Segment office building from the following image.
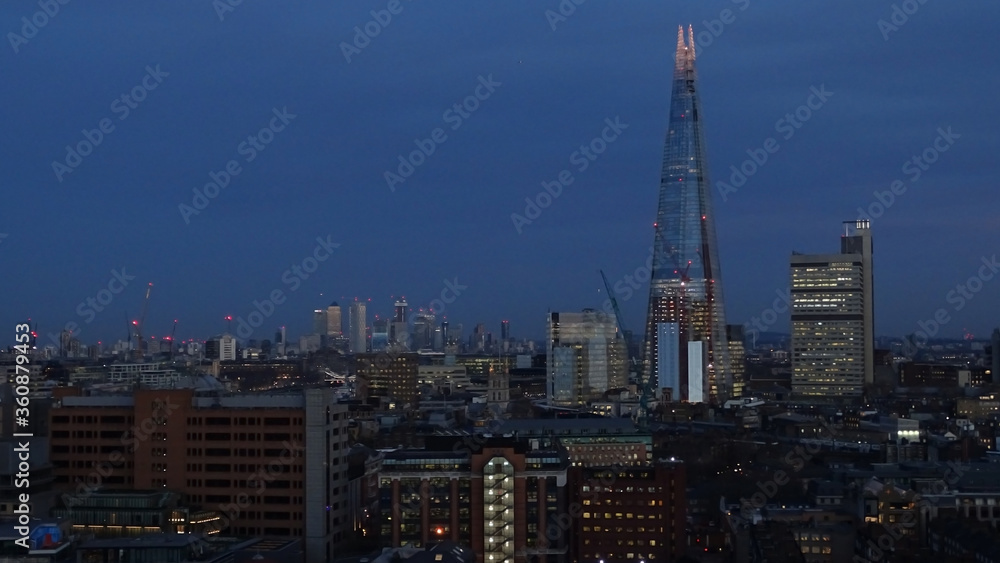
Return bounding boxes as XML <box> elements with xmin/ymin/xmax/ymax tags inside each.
<box><xmin>356</xmin><ymin>352</ymin><xmax>419</xmax><ymax>409</ymax></box>
<box><xmin>643</xmin><ymin>26</ymin><xmax>732</xmax><ymax>404</ymax></box>
<box><xmin>727</xmin><ymin>324</ymin><xmax>747</xmax><ymax>398</ymax></box>
<box><xmin>312</xmin><ymin>309</ymin><xmax>326</xmax><ymax>336</ymax></box>
<box><xmin>48</xmin><ymin>385</ymin><xmax>350</xmax><ymax>563</ymax></box>
<box><xmin>349</xmin><ymin>301</ymin><xmax>367</xmax><ymax>353</ymax></box>
<box><xmin>326</xmin><ymin>302</ymin><xmax>342</xmax><ymax>338</ymax></box>
<box><xmin>205</xmin><ymin>334</ymin><xmax>237</xmax><ymax>361</ymax></box>
<box><xmin>790</xmin><ymin>220</ymin><xmax>874</xmax><ymax>397</ymax></box>
<box><xmin>371</xmin><ymin>319</ymin><xmax>389</xmax><ymax>352</ymax></box>
<box><xmin>547</xmin><ymin>310</ymin><xmax>627</xmax><ymax>407</ymax></box>
<box><xmin>569</xmin><ymin>459</ymin><xmax>686</xmax><ymax>563</ymax></box>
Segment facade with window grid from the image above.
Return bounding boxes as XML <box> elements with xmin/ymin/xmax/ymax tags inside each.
<box><xmin>379</xmin><ymin>436</ymin><xmax>570</xmax><ymax>563</ymax></box>
<box><xmin>570</xmin><ymin>460</ymin><xmax>686</xmax><ymax>562</ymax></box>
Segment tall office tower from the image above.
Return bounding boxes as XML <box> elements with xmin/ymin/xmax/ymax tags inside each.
<box><xmin>312</xmin><ymin>309</ymin><xmax>326</xmax><ymax>335</ymax></box>
<box><xmin>391</xmin><ymin>300</ymin><xmax>408</xmax><ymax>346</ymax></box>
<box><xmin>473</xmin><ymin>323</ymin><xmax>487</xmax><ymax>352</ymax></box>
<box><xmin>501</xmin><ymin>320</ymin><xmax>510</xmax><ymax>341</ymax></box>
<box><xmin>276</xmin><ymin>326</ymin><xmax>286</xmax><ymax>355</ymax></box>
<box><xmin>727</xmin><ymin>324</ymin><xmax>747</xmax><ymax>398</ymax></box>
<box><xmin>326</xmin><ymin>302</ymin><xmax>342</xmax><ymax>337</ymax></box>
<box><xmin>349</xmin><ymin>301</ymin><xmax>367</xmax><ymax>353</ymax></box>
<box><xmin>790</xmin><ymin>220</ymin><xmax>874</xmax><ymax>398</ymax></box>
<box><xmin>393</xmin><ymin>300</ymin><xmax>408</xmax><ymax>323</ymax></box>
<box><xmin>371</xmin><ymin>318</ymin><xmax>389</xmax><ymax>352</ymax></box>
<box><xmin>412</xmin><ymin>313</ymin><xmax>435</xmax><ymax>350</ymax></box>
<box><xmin>547</xmin><ymin>310</ymin><xmax>628</xmax><ymax>407</ymax></box>
<box><xmin>643</xmin><ymin>26</ymin><xmax>732</xmax><ymax>404</ymax></box>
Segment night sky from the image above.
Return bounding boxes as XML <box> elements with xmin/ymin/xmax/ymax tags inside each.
<box><xmin>2</xmin><ymin>1</ymin><xmax>998</xmax><ymax>346</ymax></box>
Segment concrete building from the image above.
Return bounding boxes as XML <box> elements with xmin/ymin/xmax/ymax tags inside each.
<box><xmin>48</xmin><ymin>384</ymin><xmax>350</xmax><ymax>562</ymax></box>
<box><xmin>205</xmin><ymin>334</ymin><xmax>237</xmax><ymax>362</ymax></box>
<box><xmin>547</xmin><ymin>310</ymin><xmax>627</xmax><ymax>407</ymax></box>
<box><xmin>790</xmin><ymin>220</ymin><xmax>874</xmax><ymax>398</ymax></box>
<box><xmin>350</xmin><ymin>301</ymin><xmax>368</xmax><ymax>353</ymax></box>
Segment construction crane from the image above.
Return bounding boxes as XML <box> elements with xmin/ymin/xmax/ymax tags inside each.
<box><xmin>132</xmin><ymin>283</ymin><xmax>153</xmax><ymax>361</ymax></box>
<box><xmin>600</xmin><ymin>270</ymin><xmax>653</xmax><ymax>427</ymax></box>
<box><xmin>168</xmin><ymin>319</ymin><xmax>178</xmax><ymax>361</ymax></box>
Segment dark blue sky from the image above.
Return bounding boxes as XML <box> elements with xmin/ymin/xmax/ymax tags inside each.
<box><xmin>2</xmin><ymin>1</ymin><xmax>998</xmax><ymax>346</ymax></box>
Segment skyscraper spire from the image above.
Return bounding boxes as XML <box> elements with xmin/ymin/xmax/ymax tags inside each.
<box><xmin>643</xmin><ymin>23</ymin><xmax>731</xmax><ymax>405</ymax></box>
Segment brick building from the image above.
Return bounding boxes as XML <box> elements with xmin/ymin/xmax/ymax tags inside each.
<box><xmin>49</xmin><ymin>384</ymin><xmax>348</xmax><ymax>562</ymax></box>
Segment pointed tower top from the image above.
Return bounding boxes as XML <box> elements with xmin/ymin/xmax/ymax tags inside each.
<box><xmin>688</xmin><ymin>25</ymin><xmax>696</xmax><ymax>60</ymax></box>
<box><xmin>677</xmin><ymin>25</ymin><xmax>685</xmax><ymax>53</ymax></box>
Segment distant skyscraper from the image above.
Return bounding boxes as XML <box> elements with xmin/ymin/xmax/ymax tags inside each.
<box><xmin>547</xmin><ymin>310</ymin><xmax>627</xmax><ymax>407</ymax></box>
<box><xmin>726</xmin><ymin>324</ymin><xmax>747</xmax><ymax>398</ymax></box>
<box><xmin>643</xmin><ymin>26</ymin><xmax>732</xmax><ymax>404</ymax></box>
<box><xmin>312</xmin><ymin>309</ymin><xmax>326</xmax><ymax>335</ymax></box>
<box><xmin>412</xmin><ymin>313</ymin><xmax>435</xmax><ymax>350</ymax></box>
<box><xmin>275</xmin><ymin>327</ymin><xmax>286</xmax><ymax>356</ymax></box>
<box><xmin>790</xmin><ymin>220</ymin><xmax>874</xmax><ymax>397</ymax></box>
<box><xmin>501</xmin><ymin>320</ymin><xmax>510</xmax><ymax>341</ymax></box>
<box><xmin>391</xmin><ymin>300</ymin><xmax>408</xmax><ymax>345</ymax></box>
<box><xmin>371</xmin><ymin>318</ymin><xmax>389</xmax><ymax>352</ymax></box>
<box><xmin>326</xmin><ymin>302</ymin><xmax>342</xmax><ymax>337</ymax></box>
<box><xmin>349</xmin><ymin>301</ymin><xmax>367</xmax><ymax>353</ymax></box>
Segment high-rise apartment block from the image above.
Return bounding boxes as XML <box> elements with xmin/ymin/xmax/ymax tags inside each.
<box><xmin>790</xmin><ymin>220</ymin><xmax>874</xmax><ymax>397</ymax></box>
<box><xmin>643</xmin><ymin>27</ymin><xmax>732</xmax><ymax>404</ymax></box>
<box><xmin>547</xmin><ymin>310</ymin><xmax>627</xmax><ymax>407</ymax></box>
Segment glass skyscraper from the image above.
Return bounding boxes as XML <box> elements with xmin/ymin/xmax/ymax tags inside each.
<box><xmin>643</xmin><ymin>26</ymin><xmax>732</xmax><ymax>404</ymax></box>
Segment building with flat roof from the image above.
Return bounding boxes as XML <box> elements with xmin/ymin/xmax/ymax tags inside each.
<box><xmin>48</xmin><ymin>384</ymin><xmax>348</xmax><ymax>563</ymax></box>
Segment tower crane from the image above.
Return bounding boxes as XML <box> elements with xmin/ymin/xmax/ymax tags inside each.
<box><xmin>600</xmin><ymin>270</ymin><xmax>653</xmax><ymax>428</ymax></box>
<box><xmin>168</xmin><ymin>319</ymin><xmax>178</xmax><ymax>360</ymax></box>
<box><xmin>132</xmin><ymin>283</ymin><xmax>152</xmax><ymax>361</ymax></box>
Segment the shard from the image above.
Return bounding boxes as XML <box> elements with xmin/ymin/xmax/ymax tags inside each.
<box><xmin>642</xmin><ymin>26</ymin><xmax>732</xmax><ymax>404</ymax></box>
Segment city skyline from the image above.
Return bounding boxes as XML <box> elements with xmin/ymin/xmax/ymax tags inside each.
<box><xmin>3</xmin><ymin>2</ymin><xmax>999</xmax><ymax>346</ymax></box>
